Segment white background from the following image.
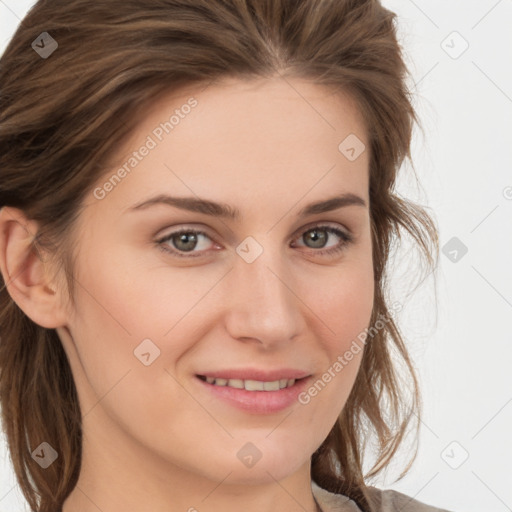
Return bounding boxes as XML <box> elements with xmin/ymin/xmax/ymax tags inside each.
<box><xmin>1</xmin><ymin>1</ymin><xmax>511</xmax><ymax>511</ymax></box>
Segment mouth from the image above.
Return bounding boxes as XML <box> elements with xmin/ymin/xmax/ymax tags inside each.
<box><xmin>196</xmin><ymin>374</ymin><xmax>303</xmax><ymax>391</ymax></box>
<box><xmin>194</xmin><ymin>372</ymin><xmax>312</xmax><ymax>414</ymax></box>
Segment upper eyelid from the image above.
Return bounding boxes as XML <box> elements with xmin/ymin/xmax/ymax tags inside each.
<box><xmin>293</xmin><ymin>220</ymin><xmax>351</xmax><ymax>235</ymax></box>
<box><xmin>156</xmin><ymin>220</ymin><xmax>350</xmax><ymax>236</ymax></box>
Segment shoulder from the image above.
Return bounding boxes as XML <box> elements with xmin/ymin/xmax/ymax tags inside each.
<box><xmin>363</xmin><ymin>485</ymin><xmax>453</xmax><ymax>512</ymax></box>
<box><xmin>312</xmin><ymin>481</ymin><xmax>453</xmax><ymax>512</ymax></box>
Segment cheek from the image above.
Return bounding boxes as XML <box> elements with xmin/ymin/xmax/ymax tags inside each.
<box><xmin>65</xmin><ymin>258</ymin><xmax>209</xmax><ymax>445</ymax></box>
<box><xmin>71</xmin><ymin>244</ymin><xmax>211</xmax><ymax>344</ymax></box>
<box><xmin>297</xmin><ymin>252</ymin><xmax>374</xmax><ymax>418</ymax></box>
<box><xmin>66</xmin><ymin>246</ymin><xmax>227</xmax><ymax>417</ymax></box>
<box><xmin>309</xmin><ymin>251</ymin><xmax>375</xmax><ymax>349</ymax></box>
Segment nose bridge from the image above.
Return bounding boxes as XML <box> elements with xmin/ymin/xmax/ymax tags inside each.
<box><xmin>223</xmin><ymin>241</ymin><xmax>303</xmax><ymax>344</ymax></box>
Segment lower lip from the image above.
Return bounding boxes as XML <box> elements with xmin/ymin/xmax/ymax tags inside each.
<box><xmin>195</xmin><ymin>376</ymin><xmax>311</xmax><ymax>414</ymax></box>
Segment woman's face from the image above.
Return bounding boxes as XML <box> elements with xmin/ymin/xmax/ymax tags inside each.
<box><xmin>57</xmin><ymin>76</ymin><xmax>374</xmax><ymax>487</ymax></box>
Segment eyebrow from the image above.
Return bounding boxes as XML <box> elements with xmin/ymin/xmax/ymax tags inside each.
<box><xmin>128</xmin><ymin>192</ymin><xmax>367</xmax><ymax>220</ymax></box>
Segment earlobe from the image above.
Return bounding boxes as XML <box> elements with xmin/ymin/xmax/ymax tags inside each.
<box><xmin>0</xmin><ymin>207</ymin><xmax>67</xmax><ymax>328</ymax></box>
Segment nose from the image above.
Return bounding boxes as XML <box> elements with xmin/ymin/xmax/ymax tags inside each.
<box><xmin>222</xmin><ymin>245</ymin><xmax>305</xmax><ymax>349</ymax></box>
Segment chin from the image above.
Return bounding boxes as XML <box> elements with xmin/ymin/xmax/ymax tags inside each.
<box><xmin>223</xmin><ymin>441</ymin><xmax>310</xmax><ymax>485</ymax></box>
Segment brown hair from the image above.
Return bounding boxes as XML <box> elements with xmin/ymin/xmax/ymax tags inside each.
<box><xmin>0</xmin><ymin>1</ymin><xmax>438</xmax><ymax>511</ymax></box>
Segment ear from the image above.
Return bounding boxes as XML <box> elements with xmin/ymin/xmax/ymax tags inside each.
<box><xmin>0</xmin><ymin>207</ymin><xmax>68</xmax><ymax>328</ymax></box>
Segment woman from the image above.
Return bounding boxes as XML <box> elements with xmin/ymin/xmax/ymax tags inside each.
<box><xmin>0</xmin><ymin>1</ymin><xmax>446</xmax><ymax>511</ymax></box>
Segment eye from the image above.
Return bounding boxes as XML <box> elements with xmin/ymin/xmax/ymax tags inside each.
<box><xmin>156</xmin><ymin>224</ymin><xmax>353</xmax><ymax>259</ymax></box>
<box><xmin>291</xmin><ymin>224</ymin><xmax>353</xmax><ymax>257</ymax></box>
<box><xmin>156</xmin><ymin>228</ymin><xmax>217</xmax><ymax>259</ymax></box>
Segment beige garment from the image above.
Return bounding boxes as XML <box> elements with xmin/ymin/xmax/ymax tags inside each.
<box><xmin>311</xmin><ymin>481</ymin><xmax>453</xmax><ymax>512</ymax></box>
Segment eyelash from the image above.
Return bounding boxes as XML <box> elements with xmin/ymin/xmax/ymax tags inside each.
<box><xmin>156</xmin><ymin>224</ymin><xmax>354</xmax><ymax>259</ymax></box>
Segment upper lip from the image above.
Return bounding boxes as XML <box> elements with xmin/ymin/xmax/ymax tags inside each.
<box><xmin>196</xmin><ymin>368</ymin><xmax>311</xmax><ymax>381</ymax></box>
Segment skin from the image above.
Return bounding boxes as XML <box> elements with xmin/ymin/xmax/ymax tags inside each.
<box><xmin>0</xmin><ymin>76</ymin><xmax>374</xmax><ymax>512</ymax></box>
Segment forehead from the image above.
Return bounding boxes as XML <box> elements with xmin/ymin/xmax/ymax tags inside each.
<box><xmin>92</xmin><ymin>76</ymin><xmax>369</xmax><ymax>216</ymax></box>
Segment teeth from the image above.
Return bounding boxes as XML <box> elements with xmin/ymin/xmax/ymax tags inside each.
<box><xmin>263</xmin><ymin>380</ymin><xmax>280</xmax><ymax>391</ymax></box>
<box><xmin>228</xmin><ymin>379</ymin><xmax>244</xmax><ymax>389</ymax></box>
<box><xmin>203</xmin><ymin>376</ymin><xmax>297</xmax><ymax>391</ymax></box>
